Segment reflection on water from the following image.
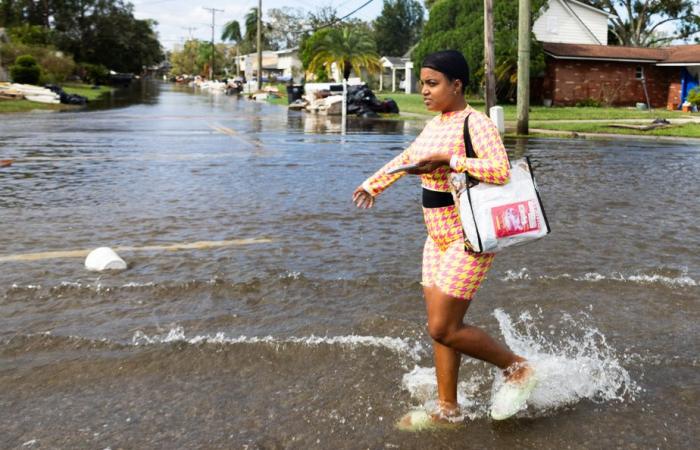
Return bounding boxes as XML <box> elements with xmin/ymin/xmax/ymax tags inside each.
<box><xmin>1</xmin><ymin>82</ymin><xmax>699</xmax><ymax>449</ymax></box>
<box><xmin>86</xmin><ymin>79</ymin><xmax>163</xmax><ymax>111</ymax></box>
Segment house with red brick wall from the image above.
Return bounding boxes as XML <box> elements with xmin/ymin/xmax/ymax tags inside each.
<box><xmin>532</xmin><ymin>0</ymin><xmax>700</xmax><ymax>108</ymax></box>
<box><xmin>541</xmin><ymin>43</ymin><xmax>700</xmax><ymax>108</ymax></box>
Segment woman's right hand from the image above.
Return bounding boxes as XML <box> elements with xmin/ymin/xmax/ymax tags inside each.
<box><xmin>352</xmin><ymin>186</ymin><xmax>375</xmax><ymax>209</ymax></box>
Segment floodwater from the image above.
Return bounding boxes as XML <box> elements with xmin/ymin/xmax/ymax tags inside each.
<box><xmin>1</xmin><ymin>82</ymin><xmax>698</xmax><ymax>449</ymax></box>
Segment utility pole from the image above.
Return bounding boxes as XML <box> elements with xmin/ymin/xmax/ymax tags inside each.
<box><xmin>203</xmin><ymin>7</ymin><xmax>224</xmax><ymax>80</ymax></box>
<box><xmin>257</xmin><ymin>0</ymin><xmax>263</xmax><ymax>91</ymax></box>
<box><xmin>516</xmin><ymin>0</ymin><xmax>531</xmax><ymax>135</ymax></box>
<box><xmin>181</xmin><ymin>26</ymin><xmax>197</xmax><ymax>41</ymax></box>
<box><xmin>484</xmin><ymin>0</ymin><xmax>496</xmax><ymax>117</ymax></box>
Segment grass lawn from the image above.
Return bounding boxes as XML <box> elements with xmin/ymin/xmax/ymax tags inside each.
<box><xmin>0</xmin><ymin>99</ymin><xmax>64</xmax><ymax>113</ymax></box>
<box><xmin>0</xmin><ymin>84</ymin><xmax>112</xmax><ymax>113</ymax></box>
<box><xmin>255</xmin><ymin>87</ymin><xmax>700</xmax><ymax>137</ymax></box>
<box><xmin>62</xmin><ymin>83</ymin><xmax>113</xmax><ymax>101</ymax></box>
<box><xmin>377</xmin><ymin>92</ymin><xmax>693</xmax><ymax>121</ymax></box>
<box><xmin>530</xmin><ymin>121</ymin><xmax>700</xmax><ymax>138</ymax></box>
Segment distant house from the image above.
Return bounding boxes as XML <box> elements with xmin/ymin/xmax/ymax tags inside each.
<box><xmin>541</xmin><ymin>43</ymin><xmax>700</xmax><ymax>108</ymax></box>
<box><xmin>379</xmin><ymin>56</ymin><xmax>416</xmax><ymax>93</ymax></box>
<box><xmin>236</xmin><ymin>48</ymin><xmax>302</xmax><ymax>82</ymax></box>
<box><xmin>533</xmin><ymin>0</ymin><xmax>700</xmax><ymax>108</ymax></box>
<box><xmin>533</xmin><ymin>0</ymin><xmax>612</xmax><ymax>45</ymax></box>
<box><xmin>0</xmin><ymin>28</ymin><xmax>9</xmax><ymax>82</ymax></box>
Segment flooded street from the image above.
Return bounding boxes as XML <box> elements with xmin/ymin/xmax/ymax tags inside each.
<box><xmin>1</xmin><ymin>82</ymin><xmax>699</xmax><ymax>449</ymax></box>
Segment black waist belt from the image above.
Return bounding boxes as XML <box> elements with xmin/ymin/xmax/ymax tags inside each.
<box><xmin>422</xmin><ymin>188</ymin><xmax>454</xmax><ymax>208</ymax></box>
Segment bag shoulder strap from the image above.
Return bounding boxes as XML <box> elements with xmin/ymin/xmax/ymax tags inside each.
<box><xmin>462</xmin><ymin>113</ymin><xmax>477</xmax><ymax>186</ymax></box>
<box><xmin>463</xmin><ymin>113</ymin><xmax>476</xmax><ymax>159</ymax></box>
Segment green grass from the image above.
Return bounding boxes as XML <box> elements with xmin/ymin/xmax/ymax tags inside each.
<box><xmin>62</xmin><ymin>83</ymin><xmax>113</xmax><ymax>101</ymax></box>
<box><xmin>530</xmin><ymin>121</ymin><xmax>700</xmax><ymax>138</ymax></box>
<box><xmin>0</xmin><ymin>83</ymin><xmax>112</xmax><ymax>113</ymax></box>
<box><xmin>377</xmin><ymin>92</ymin><xmax>692</xmax><ymax>121</ymax></box>
<box><xmin>0</xmin><ymin>99</ymin><xmax>64</xmax><ymax>113</ymax></box>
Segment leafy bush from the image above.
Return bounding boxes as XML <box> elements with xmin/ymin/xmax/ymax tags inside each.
<box><xmin>7</xmin><ymin>25</ymin><xmax>52</xmax><ymax>46</ymax></box>
<box><xmin>10</xmin><ymin>54</ymin><xmax>41</xmax><ymax>84</ymax></box>
<box><xmin>575</xmin><ymin>98</ymin><xmax>601</xmax><ymax>107</ymax></box>
<box><xmin>77</xmin><ymin>63</ymin><xmax>109</xmax><ymax>85</ymax></box>
<box><xmin>1</xmin><ymin>42</ymin><xmax>76</xmax><ymax>84</ymax></box>
<box><xmin>687</xmin><ymin>87</ymin><xmax>700</xmax><ymax>106</ymax></box>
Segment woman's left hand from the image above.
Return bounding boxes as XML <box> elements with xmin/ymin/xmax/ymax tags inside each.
<box><xmin>405</xmin><ymin>153</ymin><xmax>451</xmax><ymax>174</ymax></box>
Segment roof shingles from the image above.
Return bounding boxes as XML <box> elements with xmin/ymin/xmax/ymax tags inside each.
<box><xmin>542</xmin><ymin>42</ymin><xmax>700</xmax><ymax>64</ymax></box>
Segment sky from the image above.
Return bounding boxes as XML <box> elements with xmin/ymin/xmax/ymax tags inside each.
<box><xmin>131</xmin><ymin>0</ymin><xmax>386</xmax><ymax>50</ymax></box>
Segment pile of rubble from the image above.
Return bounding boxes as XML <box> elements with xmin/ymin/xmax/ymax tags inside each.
<box><xmin>292</xmin><ymin>84</ymin><xmax>399</xmax><ymax>117</ymax></box>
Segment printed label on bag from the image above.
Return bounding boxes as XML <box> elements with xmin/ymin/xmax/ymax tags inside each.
<box><xmin>491</xmin><ymin>200</ymin><xmax>540</xmax><ymax>238</ymax></box>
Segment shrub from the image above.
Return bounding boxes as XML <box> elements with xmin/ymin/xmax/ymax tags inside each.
<box><xmin>1</xmin><ymin>42</ymin><xmax>76</xmax><ymax>84</ymax></box>
<box><xmin>39</xmin><ymin>52</ymin><xmax>76</xmax><ymax>84</ymax></box>
<box><xmin>687</xmin><ymin>87</ymin><xmax>700</xmax><ymax>106</ymax></box>
<box><xmin>77</xmin><ymin>63</ymin><xmax>109</xmax><ymax>85</ymax></box>
<box><xmin>10</xmin><ymin>54</ymin><xmax>41</xmax><ymax>84</ymax></box>
<box><xmin>575</xmin><ymin>98</ymin><xmax>601</xmax><ymax>107</ymax></box>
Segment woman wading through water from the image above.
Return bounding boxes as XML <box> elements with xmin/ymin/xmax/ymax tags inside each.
<box><xmin>352</xmin><ymin>50</ymin><xmax>538</xmax><ymax>429</ymax></box>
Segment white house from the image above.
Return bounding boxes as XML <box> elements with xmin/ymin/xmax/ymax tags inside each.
<box><xmin>533</xmin><ymin>0</ymin><xmax>613</xmax><ymax>45</ymax></box>
<box><xmin>236</xmin><ymin>48</ymin><xmax>302</xmax><ymax>82</ymax></box>
<box><xmin>378</xmin><ymin>56</ymin><xmax>416</xmax><ymax>93</ymax></box>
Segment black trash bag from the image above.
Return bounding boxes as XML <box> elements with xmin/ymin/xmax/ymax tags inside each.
<box><xmin>344</xmin><ymin>84</ymin><xmax>400</xmax><ymax>116</ymax></box>
<box><xmin>382</xmin><ymin>99</ymin><xmax>399</xmax><ymax>114</ymax></box>
<box><xmin>61</xmin><ymin>92</ymin><xmax>88</xmax><ymax>105</ymax></box>
<box><xmin>44</xmin><ymin>84</ymin><xmax>88</xmax><ymax>105</ymax></box>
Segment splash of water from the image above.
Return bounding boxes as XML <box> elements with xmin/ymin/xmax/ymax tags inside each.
<box><xmin>494</xmin><ymin>308</ymin><xmax>639</xmax><ymax>412</ymax></box>
<box><xmin>401</xmin><ymin>308</ymin><xmax>638</xmax><ymax>419</ymax></box>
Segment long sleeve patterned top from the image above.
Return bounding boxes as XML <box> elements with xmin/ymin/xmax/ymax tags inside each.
<box><xmin>360</xmin><ymin>106</ymin><xmax>510</xmax><ymax>249</ymax></box>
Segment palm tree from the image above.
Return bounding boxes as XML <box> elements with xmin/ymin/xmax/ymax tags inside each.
<box><xmin>244</xmin><ymin>7</ymin><xmax>259</xmax><ymax>49</ymax></box>
<box><xmin>307</xmin><ymin>26</ymin><xmax>382</xmax><ymax>81</ymax></box>
<box><xmin>221</xmin><ymin>20</ymin><xmax>241</xmax><ymax>43</ymax></box>
<box><xmin>221</xmin><ymin>20</ymin><xmax>242</xmax><ymax>75</ymax></box>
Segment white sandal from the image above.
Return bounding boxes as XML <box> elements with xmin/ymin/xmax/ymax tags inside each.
<box><xmin>490</xmin><ymin>368</ymin><xmax>538</xmax><ymax>420</ymax></box>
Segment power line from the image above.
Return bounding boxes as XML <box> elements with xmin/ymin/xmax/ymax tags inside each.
<box><xmin>203</xmin><ymin>6</ymin><xmax>224</xmax><ymax>79</ymax></box>
<box><xmin>307</xmin><ymin>0</ymin><xmax>376</xmax><ymax>32</ymax></box>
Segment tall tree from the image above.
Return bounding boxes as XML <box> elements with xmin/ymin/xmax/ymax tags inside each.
<box><xmin>306</xmin><ymin>5</ymin><xmax>339</xmax><ymax>29</ymax></box>
<box><xmin>242</xmin><ymin>7</ymin><xmax>272</xmax><ymax>52</ymax></box>
<box><xmin>581</xmin><ymin>0</ymin><xmax>700</xmax><ymax>46</ymax></box>
<box><xmin>1</xmin><ymin>0</ymin><xmax>163</xmax><ymax>72</ymax></box>
<box><xmin>267</xmin><ymin>7</ymin><xmax>305</xmax><ymax>49</ymax></box>
<box><xmin>373</xmin><ymin>0</ymin><xmax>424</xmax><ymax>56</ymax></box>
<box><xmin>221</xmin><ymin>19</ymin><xmax>241</xmax><ymax>43</ymax></box>
<box><xmin>307</xmin><ymin>26</ymin><xmax>381</xmax><ymax>80</ymax></box>
<box><xmin>412</xmin><ymin>0</ymin><xmax>546</xmax><ymax>100</ymax></box>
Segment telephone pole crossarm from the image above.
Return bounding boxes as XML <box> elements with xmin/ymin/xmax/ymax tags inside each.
<box><xmin>203</xmin><ymin>7</ymin><xmax>224</xmax><ymax>80</ymax></box>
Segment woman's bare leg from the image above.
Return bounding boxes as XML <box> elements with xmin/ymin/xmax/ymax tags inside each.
<box><xmin>425</xmin><ymin>285</ymin><xmax>461</xmax><ymax>413</ymax></box>
<box><xmin>424</xmin><ymin>285</ymin><xmax>530</xmax><ymax>393</ymax></box>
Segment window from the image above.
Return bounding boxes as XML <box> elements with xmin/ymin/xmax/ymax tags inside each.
<box><xmin>636</xmin><ymin>66</ymin><xmax>644</xmax><ymax>80</ymax></box>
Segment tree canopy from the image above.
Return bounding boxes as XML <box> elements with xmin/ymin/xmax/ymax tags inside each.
<box><xmin>241</xmin><ymin>7</ymin><xmax>273</xmax><ymax>53</ymax></box>
<box><xmin>373</xmin><ymin>0</ymin><xmax>425</xmax><ymax>56</ymax></box>
<box><xmin>307</xmin><ymin>26</ymin><xmax>381</xmax><ymax>80</ymax></box>
<box><xmin>221</xmin><ymin>20</ymin><xmax>241</xmax><ymax>43</ymax></box>
<box><xmin>412</xmin><ymin>0</ymin><xmax>546</xmax><ymax>101</ymax></box>
<box><xmin>0</xmin><ymin>0</ymin><xmax>163</xmax><ymax>73</ymax></box>
<box><xmin>267</xmin><ymin>7</ymin><xmax>306</xmax><ymax>50</ymax></box>
<box><xmin>580</xmin><ymin>0</ymin><xmax>700</xmax><ymax>46</ymax></box>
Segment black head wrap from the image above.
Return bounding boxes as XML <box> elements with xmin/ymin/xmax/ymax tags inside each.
<box><xmin>421</xmin><ymin>50</ymin><xmax>470</xmax><ymax>92</ymax></box>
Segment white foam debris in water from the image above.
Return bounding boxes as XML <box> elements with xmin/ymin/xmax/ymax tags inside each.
<box><xmin>401</xmin><ymin>309</ymin><xmax>638</xmax><ymax>419</ymax></box>
<box><xmin>130</xmin><ymin>327</ymin><xmax>426</xmax><ymax>362</ymax></box>
<box><xmin>501</xmin><ymin>267</ymin><xmax>697</xmax><ymax>288</ymax></box>
<box><xmin>502</xmin><ymin>268</ymin><xmax>531</xmax><ymax>281</ymax></box>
